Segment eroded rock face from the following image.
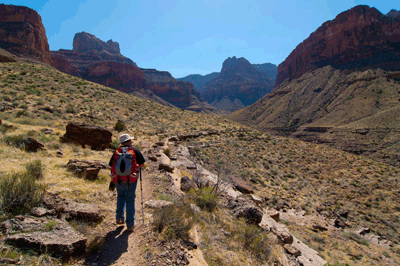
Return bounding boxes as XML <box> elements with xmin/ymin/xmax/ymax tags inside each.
<box><xmin>200</xmin><ymin>57</ymin><xmax>275</xmax><ymax>109</ymax></box>
<box><xmin>82</xmin><ymin>62</ymin><xmax>147</xmax><ymax>93</ymax></box>
<box><xmin>0</xmin><ymin>4</ymin><xmax>51</xmax><ymax>64</ymax></box>
<box><xmin>227</xmin><ymin>195</ymin><xmax>263</xmax><ymax>224</ymax></box>
<box><xmin>147</xmin><ymin>80</ymin><xmax>202</xmax><ymax>109</ymax></box>
<box><xmin>51</xmin><ymin>54</ymin><xmax>80</xmax><ymax>77</ymax></box>
<box><xmin>60</xmin><ymin>122</ymin><xmax>112</xmax><ymax>150</ymax></box>
<box><xmin>275</xmin><ymin>5</ymin><xmax>400</xmax><ymax>86</ymax></box>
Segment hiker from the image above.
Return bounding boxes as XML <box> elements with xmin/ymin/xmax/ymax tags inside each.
<box><xmin>109</xmin><ymin>133</ymin><xmax>145</xmax><ymax>231</ymax></box>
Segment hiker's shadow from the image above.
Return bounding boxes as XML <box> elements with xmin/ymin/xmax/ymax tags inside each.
<box><xmin>87</xmin><ymin>226</ymin><xmax>133</xmax><ymax>265</ymax></box>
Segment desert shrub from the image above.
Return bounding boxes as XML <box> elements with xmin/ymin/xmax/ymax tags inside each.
<box><xmin>25</xmin><ymin>159</ymin><xmax>45</xmax><ymax>180</ymax></box>
<box><xmin>0</xmin><ymin>171</ymin><xmax>47</xmax><ymax>219</ymax></box>
<box><xmin>16</xmin><ymin>110</ymin><xmax>29</xmax><ymax>118</ymax></box>
<box><xmin>66</xmin><ymin>104</ymin><xmax>75</xmax><ymax>114</ymax></box>
<box><xmin>0</xmin><ymin>122</ymin><xmax>15</xmax><ymax>134</ymax></box>
<box><xmin>152</xmin><ymin>204</ymin><xmax>195</xmax><ymax>240</ymax></box>
<box><xmin>229</xmin><ymin>218</ymin><xmax>272</xmax><ymax>262</ymax></box>
<box><xmin>109</xmin><ymin>138</ymin><xmax>121</xmax><ymax>150</ymax></box>
<box><xmin>343</xmin><ymin>232</ymin><xmax>369</xmax><ymax>246</ymax></box>
<box><xmin>189</xmin><ymin>187</ymin><xmax>218</xmax><ymax>212</ymax></box>
<box><xmin>163</xmin><ymin>148</ymin><xmax>171</xmax><ymax>157</ymax></box>
<box><xmin>2</xmin><ymin>134</ymin><xmax>26</xmax><ymax>149</ymax></box>
<box><xmin>114</xmin><ymin>120</ymin><xmax>126</xmax><ymax>132</ymax></box>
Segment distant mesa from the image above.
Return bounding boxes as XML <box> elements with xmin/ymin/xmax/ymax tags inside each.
<box><xmin>275</xmin><ymin>5</ymin><xmax>400</xmax><ymax>86</ymax></box>
<box><xmin>0</xmin><ymin>4</ymin><xmax>51</xmax><ymax>64</ymax></box>
<box><xmin>198</xmin><ymin>56</ymin><xmax>275</xmax><ymax>111</ymax></box>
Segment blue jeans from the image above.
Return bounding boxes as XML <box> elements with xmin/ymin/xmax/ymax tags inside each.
<box><xmin>115</xmin><ymin>181</ymin><xmax>137</xmax><ymax>228</ymax></box>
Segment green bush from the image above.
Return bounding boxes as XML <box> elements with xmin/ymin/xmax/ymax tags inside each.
<box><xmin>190</xmin><ymin>187</ymin><xmax>218</xmax><ymax>212</ymax></box>
<box><xmin>231</xmin><ymin>218</ymin><xmax>272</xmax><ymax>262</ymax></box>
<box><xmin>2</xmin><ymin>134</ymin><xmax>26</xmax><ymax>149</ymax></box>
<box><xmin>110</xmin><ymin>139</ymin><xmax>120</xmax><ymax>150</ymax></box>
<box><xmin>152</xmin><ymin>204</ymin><xmax>195</xmax><ymax>240</ymax></box>
<box><xmin>114</xmin><ymin>120</ymin><xmax>126</xmax><ymax>132</ymax></box>
<box><xmin>25</xmin><ymin>159</ymin><xmax>45</xmax><ymax>180</ymax></box>
<box><xmin>0</xmin><ymin>171</ymin><xmax>47</xmax><ymax>219</ymax></box>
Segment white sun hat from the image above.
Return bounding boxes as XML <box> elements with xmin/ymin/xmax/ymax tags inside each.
<box><xmin>119</xmin><ymin>133</ymin><xmax>134</xmax><ymax>144</ymax></box>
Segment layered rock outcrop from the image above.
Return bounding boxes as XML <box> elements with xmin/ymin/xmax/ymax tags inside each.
<box><xmin>82</xmin><ymin>62</ymin><xmax>147</xmax><ymax>93</ymax></box>
<box><xmin>0</xmin><ymin>4</ymin><xmax>51</xmax><ymax>64</ymax></box>
<box><xmin>275</xmin><ymin>5</ymin><xmax>400</xmax><ymax>86</ymax></box>
<box><xmin>200</xmin><ymin>57</ymin><xmax>275</xmax><ymax>110</ymax></box>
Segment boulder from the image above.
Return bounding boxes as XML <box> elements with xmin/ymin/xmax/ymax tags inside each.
<box><xmin>231</xmin><ymin>176</ymin><xmax>254</xmax><ymax>194</ymax></box>
<box><xmin>275</xmin><ymin>229</ymin><xmax>294</xmax><ymax>244</ymax></box>
<box><xmin>270</xmin><ymin>212</ymin><xmax>280</xmax><ymax>222</ymax></box>
<box><xmin>283</xmin><ymin>244</ymin><xmax>301</xmax><ymax>257</ymax></box>
<box><xmin>1</xmin><ymin>216</ymin><xmax>86</xmax><ymax>257</ymax></box>
<box><xmin>158</xmin><ymin>153</ymin><xmax>174</xmax><ymax>172</ymax></box>
<box><xmin>180</xmin><ymin>176</ymin><xmax>195</xmax><ymax>192</ymax></box>
<box><xmin>24</xmin><ymin>137</ymin><xmax>45</xmax><ymax>152</ymax></box>
<box><xmin>42</xmin><ymin>192</ymin><xmax>104</xmax><ymax>223</ymax></box>
<box><xmin>60</xmin><ymin>122</ymin><xmax>112</xmax><ymax>150</ymax></box>
<box><xmin>30</xmin><ymin>207</ymin><xmax>54</xmax><ymax>217</ymax></box>
<box><xmin>66</xmin><ymin>159</ymin><xmax>108</xmax><ymax>180</ymax></box>
<box><xmin>227</xmin><ymin>195</ymin><xmax>263</xmax><ymax>224</ymax></box>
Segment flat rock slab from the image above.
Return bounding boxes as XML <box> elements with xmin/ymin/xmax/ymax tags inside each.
<box><xmin>1</xmin><ymin>216</ymin><xmax>87</xmax><ymax>257</ymax></box>
<box><xmin>144</xmin><ymin>200</ymin><xmax>174</xmax><ymax>209</ymax></box>
<box><xmin>43</xmin><ymin>192</ymin><xmax>104</xmax><ymax>223</ymax></box>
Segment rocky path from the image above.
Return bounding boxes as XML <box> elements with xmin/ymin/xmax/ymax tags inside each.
<box><xmin>86</xmin><ymin>167</ymin><xmax>152</xmax><ymax>266</ymax></box>
<box><xmin>86</xmin><ymin>138</ymin><xmax>211</xmax><ymax>266</ymax></box>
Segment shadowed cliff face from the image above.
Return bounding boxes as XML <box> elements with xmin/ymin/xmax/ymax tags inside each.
<box><xmin>82</xmin><ymin>62</ymin><xmax>147</xmax><ymax>93</ymax></box>
<box><xmin>200</xmin><ymin>56</ymin><xmax>275</xmax><ymax>109</ymax></box>
<box><xmin>275</xmin><ymin>5</ymin><xmax>400</xmax><ymax>86</ymax></box>
<box><xmin>0</xmin><ymin>4</ymin><xmax>51</xmax><ymax>64</ymax></box>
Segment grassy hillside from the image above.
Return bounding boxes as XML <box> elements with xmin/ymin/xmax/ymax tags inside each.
<box><xmin>229</xmin><ymin>66</ymin><xmax>400</xmax><ymax>165</ymax></box>
<box><xmin>1</xmin><ymin>61</ymin><xmax>400</xmax><ymax>265</ymax></box>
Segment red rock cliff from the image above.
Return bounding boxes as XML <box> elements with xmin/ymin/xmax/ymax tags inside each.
<box><xmin>275</xmin><ymin>5</ymin><xmax>400</xmax><ymax>86</ymax></box>
<box><xmin>0</xmin><ymin>4</ymin><xmax>51</xmax><ymax>64</ymax></box>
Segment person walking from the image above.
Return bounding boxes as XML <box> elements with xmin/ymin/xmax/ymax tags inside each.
<box><xmin>109</xmin><ymin>133</ymin><xmax>145</xmax><ymax>231</ymax></box>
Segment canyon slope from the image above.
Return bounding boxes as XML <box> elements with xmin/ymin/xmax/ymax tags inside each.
<box><xmin>230</xmin><ymin>5</ymin><xmax>400</xmax><ymax>165</ymax></box>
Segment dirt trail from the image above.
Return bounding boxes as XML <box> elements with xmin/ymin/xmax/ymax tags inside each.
<box><xmin>85</xmin><ymin>138</ymin><xmax>209</xmax><ymax>266</ymax></box>
<box><xmin>88</xmin><ymin>168</ymin><xmax>153</xmax><ymax>266</ymax></box>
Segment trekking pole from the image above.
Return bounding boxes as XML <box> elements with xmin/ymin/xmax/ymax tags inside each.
<box><xmin>140</xmin><ymin>167</ymin><xmax>145</xmax><ymax>225</ymax></box>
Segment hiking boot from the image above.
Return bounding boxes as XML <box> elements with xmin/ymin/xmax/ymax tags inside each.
<box><xmin>126</xmin><ymin>225</ymin><xmax>135</xmax><ymax>232</ymax></box>
<box><xmin>116</xmin><ymin>218</ymin><xmax>124</xmax><ymax>224</ymax></box>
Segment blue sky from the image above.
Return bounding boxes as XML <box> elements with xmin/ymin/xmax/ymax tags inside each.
<box><xmin>2</xmin><ymin>0</ymin><xmax>397</xmax><ymax>78</ymax></box>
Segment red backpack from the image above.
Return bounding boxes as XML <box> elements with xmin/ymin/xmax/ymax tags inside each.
<box><xmin>111</xmin><ymin>147</ymin><xmax>138</xmax><ymax>184</ymax></box>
